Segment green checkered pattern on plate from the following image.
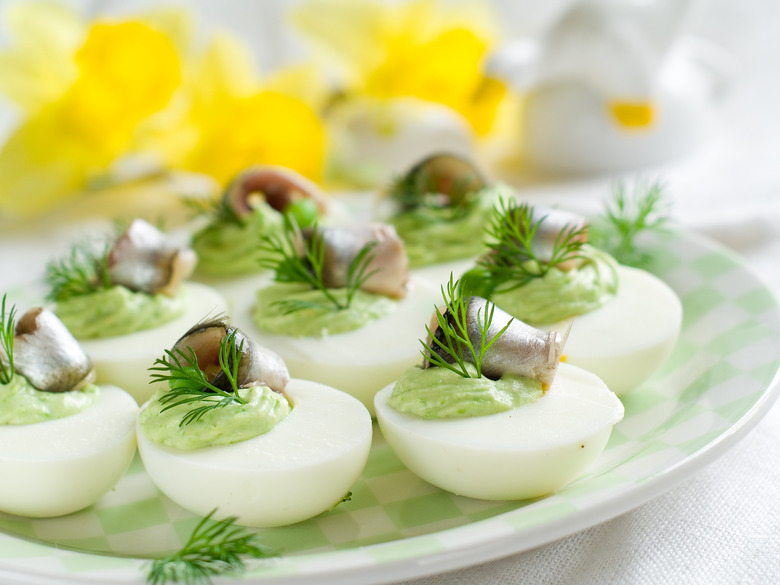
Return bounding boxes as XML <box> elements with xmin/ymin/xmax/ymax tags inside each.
<box><xmin>1</xmin><ymin>229</ymin><xmax>779</xmax><ymax>582</ymax></box>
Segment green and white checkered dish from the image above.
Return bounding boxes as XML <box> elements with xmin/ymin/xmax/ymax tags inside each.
<box><xmin>1</xmin><ymin>229</ymin><xmax>779</xmax><ymax>585</ymax></box>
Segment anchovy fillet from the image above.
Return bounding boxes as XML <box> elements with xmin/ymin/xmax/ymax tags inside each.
<box><xmin>13</xmin><ymin>308</ymin><xmax>95</xmax><ymax>393</ymax></box>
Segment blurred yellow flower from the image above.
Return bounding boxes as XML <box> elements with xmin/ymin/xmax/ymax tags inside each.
<box><xmin>155</xmin><ymin>33</ymin><xmax>326</xmax><ymax>185</ymax></box>
<box><xmin>0</xmin><ymin>3</ymin><xmax>183</xmax><ymax>217</ymax></box>
<box><xmin>293</xmin><ymin>0</ymin><xmax>507</xmax><ymax>135</ymax></box>
<box><xmin>0</xmin><ymin>3</ymin><xmax>326</xmax><ymax>217</ymax></box>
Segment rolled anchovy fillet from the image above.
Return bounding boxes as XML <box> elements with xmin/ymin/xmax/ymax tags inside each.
<box><xmin>107</xmin><ymin>219</ymin><xmax>197</xmax><ymax>297</ymax></box>
<box><xmin>306</xmin><ymin>223</ymin><xmax>409</xmax><ymax>299</ymax></box>
<box><xmin>13</xmin><ymin>308</ymin><xmax>95</xmax><ymax>393</ymax></box>
<box><xmin>400</xmin><ymin>153</ymin><xmax>487</xmax><ymax>209</ymax></box>
<box><xmin>527</xmin><ymin>206</ymin><xmax>588</xmax><ymax>269</ymax></box>
<box><xmin>224</xmin><ymin>165</ymin><xmax>327</xmax><ymax>218</ymax></box>
<box><xmin>172</xmin><ymin>319</ymin><xmax>290</xmax><ymax>394</ymax></box>
<box><xmin>425</xmin><ymin>297</ymin><xmax>562</xmax><ymax>387</ymax></box>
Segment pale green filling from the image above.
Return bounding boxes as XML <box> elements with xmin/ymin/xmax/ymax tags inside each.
<box><xmin>492</xmin><ymin>246</ymin><xmax>619</xmax><ymax>326</ymax></box>
<box><xmin>388</xmin><ymin>363</ymin><xmax>543</xmax><ymax>419</ymax></box>
<box><xmin>392</xmin><ymin>185</ymin><xmax>508</xmax><ymax>267</ymax></box>
<box><xmin>0</xmin><ymin>376</ymin><xmax>100</xmax><ymax>425</ymax></box>
<box><xmin>253</xmin><ymin>282</ymin><xmax>396</xmax><ymax>337</ymax></box>
<box><xmin>139</xmin><ymin>385</ymin><xmax>291</xmax><ymax>450</ymax></box>
<box><xmin>192</xmin><ymin>202</ymin><xmax>285</xmax><ymax>276</ymax></box>
<box><xmin>55</xmin><ymin>285</ymin><xmax>187</xmax><ymax>339</ymax></box>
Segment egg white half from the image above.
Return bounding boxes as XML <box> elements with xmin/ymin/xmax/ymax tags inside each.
<box><xmin>80</xmin><ymin>282</ymin><xmax>228</xmax><ymax>404</ymax></box>
<box><xmin>137</xmin><ymin>378</ymin><xmax>372</xmax><ymax>528</ymax></box>
<box><xmin>375</xmin><ymin>362</ymin><xmax>624</xmax><ymax>500</ymax></box>
<box><xmin>235</xmin><ymin>277</ymin><xmax>440</xmax><ymax>416</ymax></box>
<box><xmin>545</xmin><ymin>265</ymin><xmax>682</xmax><ymax>395</ymax></box>
<box><xmin>0</xmin><ymin>385</ymin><xmax>138</xmax><ymax>517</ymax></box>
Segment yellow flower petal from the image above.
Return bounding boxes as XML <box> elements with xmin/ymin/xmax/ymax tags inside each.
<box><xmin>0</xmin><ymin>1</ymin><xmax>84</xmax><ymax>112</ymax></box>
<box><xmin>293</xmin><ymin>0</ymin><xmax>505</xmax><ymax>134</ymax></box>
<box><xmin>182</xmin><ymin>90</ymin><xmax>326</xmax><ymax>185</ymax></box>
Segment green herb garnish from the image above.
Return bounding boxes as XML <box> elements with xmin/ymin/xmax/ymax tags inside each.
<box><xmin>183</xmin><ymin>195</ymin><xmax>243</xmax><ymax>227</ymax></box>
<box><xmin>258</xmin><ymin>219</ymin><xmax>378</xmax><ymax>314</ymax></box>
<box><xmin>146</xmin><ymin>509</ymin><xmax>275</xmax><ymax>585</ymax></box>
<box><xmin>479</xmin><ymin>199</ymin><xmax>587</xmax><ymax>290</ymax></box>
<box><xmin>148</xmin><ymin>329</ymin><xmax>247</xmax><ymax>427</ymax></box>
<box><xmin>44</xmin><ymin>240</ymin><xmax>112</xmax><ymax>303</ymax></box>
<box><xmin>590</xmin><ymin>179</ymin><xmax>671</xmax><ymax>267</ymax></box>
<box><xmin>422</xmin><ymin>275</ymin><xmax>513</xmax><ymax>379</ymax></box>
<box><xmin>0</xmin><ymin>294</ymin><xmax>16</xmax><ymax>384</ymax></box>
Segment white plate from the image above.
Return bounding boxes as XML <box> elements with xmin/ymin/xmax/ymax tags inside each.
<box><xmin>1</xmin><ymin>228</ymin><xmax>779</xmax><ymax>585</ymax></box>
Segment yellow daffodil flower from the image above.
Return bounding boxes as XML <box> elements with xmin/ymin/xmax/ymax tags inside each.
<box><xmin>0</xmin><ymin>3</ymin><xmax>183</xmax><ymax>217</ymax></box>
<box><xmin>293</xmin><ymin>0</ymin><xmax>507</xmax><ymax>135</ymax></box>
<box><xmin>145</xmin><ymin>32</ymin><xmax>327</xmax><ymax>186</ymax></box>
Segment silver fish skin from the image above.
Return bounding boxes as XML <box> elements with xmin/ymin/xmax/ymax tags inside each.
<box><xmin>224</xmin><ymin>165</ymin><xmax>327</xmax><ymax>218</ymax></box>
<box><xmin>13</xmin><ymin>308</ymin><xmax>95</xmax><ymax>393</ymax></box>
<box><xmin>308</xmin><ymin>224</ymin><xmax>409</xmax><ymax>299</ymax></box>
<box><xmin>528</xmin><ymin>206</ymin><xmax>588</xmax><ymax>270</ymax></box>
<box><xmin>425</xmin><ymin>297</ymin><xmax>562</xmax><ymax>387</ymax></box>
<box><xmin>107</xmin><ymin>219</ymin><xmax>196</xmax><ymax>297</ymax></box>
<box><xmin>172</xmin><ymin>319</ymin><xmax>290</xmax><ymax>394</ymax></box>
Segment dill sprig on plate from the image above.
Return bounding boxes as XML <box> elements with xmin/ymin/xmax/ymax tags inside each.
<box><xmin>590</xmin><ymin>179</ymin><xmax>671</xmax><ymax>267</ymax></box>
<box><xmin>44</xmin><ymin>240</ymin><xmax>112</xmax><ymax>303</ymax></box>
<box><xmin>479</xmin><ymin>198</ymin><xmax>588</xmax><ymax>289</ymax></box>
<box><xmin>421</xmin><ymin>276</ymin><xmax>513</xmax><ymax>379</ymax></box>
<box><xmin>146</xmin><ymin>509</ymin><xmax>275</xmax><ymax>585</ymax></box>
<box><xmin>258</xmin><ymin>219</ymin><xmax>378</xmax><ymax>314</ymax></box>
<box><xmin>0</xmin><ymin>294</ymin><xmax>16</xmax><ymax>384</ymax></box>
<box><xmin>148</xmin><ymin>329</ymin><xmax>247</xmax><ymax>427</ymax></box>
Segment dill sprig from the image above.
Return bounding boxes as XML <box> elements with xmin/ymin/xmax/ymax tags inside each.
<box><xmin>0</xmin><ymin>294</ymin><xmax>16</xmax><ymax>384</ymax></box>
<box><xmin>258</xmin><ymin>219</ymin><xmax>378</xmax><ymax>314</ymax></box>
<box><xmin>148</xmin><ymin>329</ymin><xmax>247</xmax><ymax>427</ymax></box>
<box><xmin>590</xmin><ymin>179</ymin><xmax>671</xmax><ymax>267</ymax></box>
<box><xmin>146</xmin><ymin>509</ymin><xmax>275</xmax><ymax>585</ymax></box>
<box><xmin>183</xmin><ymin>195</ymin><xmax>243</xmax><ymax>226</ymax></box>
<box><xmin>44</xmin><ymin>241</ymin><xmax>112</xmax><ymax>303</ymax></box>
<box><xmin>421</xmin><ymin>276</ymin><xmax>513</xmax><ymax>379</ymax></box>
<box><xmin>479</xmin><ymin>199</ymin><xmax>587</xmax><ymax>289</ymax></box>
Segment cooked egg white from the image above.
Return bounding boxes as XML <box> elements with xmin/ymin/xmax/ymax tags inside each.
<box><xmin>374</xmin><ymin>362</ymin><xmax>624</xmax><ymax>500</ymax></box>
<box><xmin>235</xmin><ymin>278</ymin><xmax>439</xmax><ymax>416</ymax></box>
<box><xmin>137</xmin><ymin>379</ymin><xmax>372</xmax><ymax>527</ymax></box>
<box><xmin>0</xmin><ymin>385</ymin><xmax>137</xmax><ymax>517</ymax></box>
<box><xmin>80</xmin><ymin>283</ymin><xmax>228</xmax><ymax>404</ymax></box>
<box><xmin>545</xmin><ymin>265</ymin><xmax>682</xmax><ymax>395</ymax></box>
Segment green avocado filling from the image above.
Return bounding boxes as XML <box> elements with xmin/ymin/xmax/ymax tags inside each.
<box><xmin>388</xmin><ymin>363</ymin><xmax>544</xmax><ymax>419</ymax></box>
<box><xmin>192</xmin><ymin>201</ymin><xmax>286</xmax><ymax>276</ymax></box>
<box><xmin>139</xmin><ymin>385</ymin><xmax>291</xmax><ymax>450</ymax></box>
<box><xmin>391</xmin><ymin>185</ymin><xmax>509</xmax><ymax>267</ymax></box>
<box><xmin>0</xmin><ymin>376</ymin><xmax>100</xmax><ymax>425</ymax></box>
<box><xmin>253</xmin><ymin>282</ymin><xmax>396</xmax><ymax>337</ymax></box>
<box><xmin>54</xmin><ymin>285</ymin><xmax>188</xmax><ymax>339</ymax></box>
<box><xmin>491</xmin><ymin>246</ymin><xmax>619</xmax><ymax>326</ymax></box>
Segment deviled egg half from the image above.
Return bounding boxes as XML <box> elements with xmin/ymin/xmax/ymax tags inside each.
<box><xmin>382</xmin><ymin>153</ymin><xmax>513</xmax><ymax>282</ymax></box>
<box><xmin>374</xmin><ymin>286</ymin><xmax>624</xmax><ymax>500</ymax></box>
<box><xmin>45</xmin><ymin>218</ymin><xmax>228</xmax><ymax>403</ymax></box>
<box><xmin>0</xmin><ymin>302</ymin><xmax>137</xmax><ymax>517</ymax></box>
<box><xmin>136</xmin><ymin>319</ymin><xmax>372</xmax><ymax>527</ymax></box>
<box><xmin>238</xmin><ymin>221</ymin><xmax>438</xmax><ymax>415</ymax></box>
<box><xmin>460</xmin><ymin>200</ymin><xmax>682</xmax><ymax>395</ymax></box>
<box><xmin>189</xmin><ymin>165</ymin><xmax>329</xmax><ymax>278</ymax></box>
